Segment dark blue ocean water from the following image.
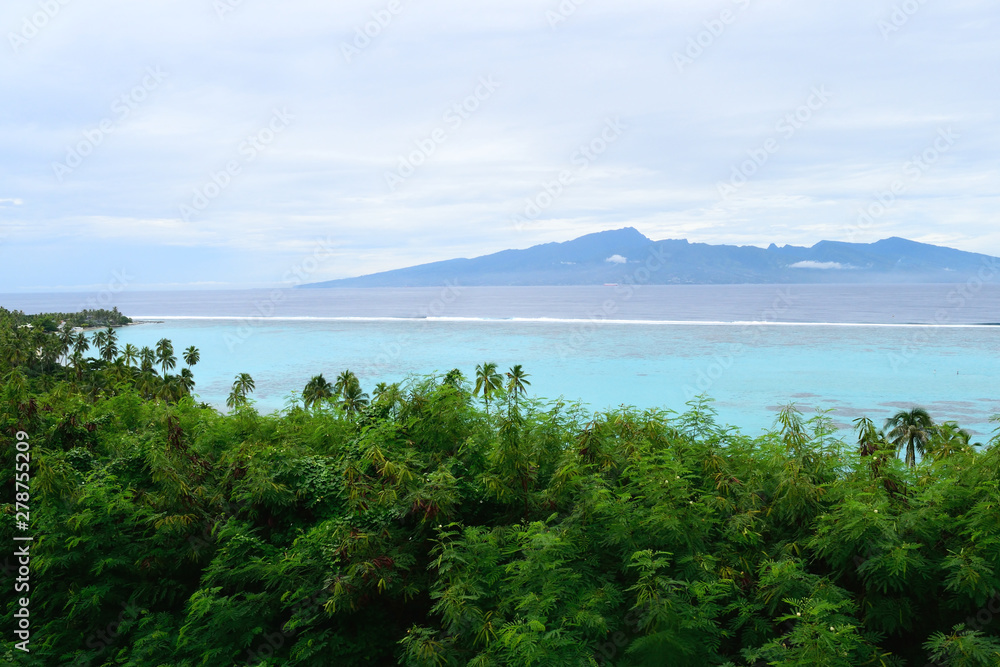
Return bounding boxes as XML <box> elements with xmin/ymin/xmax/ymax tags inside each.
<box><xmin>4</xmin><ymin>285</ymin><xmax>999</xmax><ymax>438</ymax></box>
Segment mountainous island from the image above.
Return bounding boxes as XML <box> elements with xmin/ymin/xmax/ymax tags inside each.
<box><xmin>302</xmin><ymin>228</ymin><xmax>998</xmax><ymax>287</ymax></box>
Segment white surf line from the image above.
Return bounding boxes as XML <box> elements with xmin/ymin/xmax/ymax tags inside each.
<box><xmin>128</xmin><ymin>315</ymin><xmax>1000</xmax><ymax>328</ymax></box>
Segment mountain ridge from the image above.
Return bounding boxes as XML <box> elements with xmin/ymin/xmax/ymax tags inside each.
<box><xmin>301</xmin><ymin>228</ymin><xmax>998</xmax><ymax>287</ymax></box>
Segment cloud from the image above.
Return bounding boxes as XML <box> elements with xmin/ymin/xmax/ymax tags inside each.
<box><xmin>605</xmin><ymin>255</ymin><xmax>627</xmax><ymax>264</ymax></box>
<box><xmin>789</xmin><ymin>261</ymin><xmax>853</xmax><ymax>270</ymax></box>
<box><xmin>1</xmin><ymin>0</ymin><xmax>998</xmax><ymax>290</ymax></box>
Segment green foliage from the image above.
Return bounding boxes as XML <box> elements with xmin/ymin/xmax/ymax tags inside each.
<box><xmin>2</xmin><ymin>321</ymin><xmax>999</xmax><ymax>665</ymax></box>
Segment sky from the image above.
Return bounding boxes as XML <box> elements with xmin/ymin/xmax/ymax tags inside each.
<box><xmin>1</xmin><ymin>0</ymin><xmax>997</xmax><ymax>292</ymax></box>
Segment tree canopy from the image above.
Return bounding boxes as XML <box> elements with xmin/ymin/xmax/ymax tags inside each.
<box><xmin>1</xmin><ymin>311</ymin><xmax>999</xmax><ymax>666</ymax></box>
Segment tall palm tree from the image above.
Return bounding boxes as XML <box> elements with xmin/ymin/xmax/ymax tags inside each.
<box><xmin>505</xmin><ymin>364</ymin><xmax>531</xmax><ymax>408</ymax></box>
<box><xmin>302</xmin><ymin>374</ymin><xmax>334</xmax><ymax>410</ymax></box>
<box><xmin>7</xmin><ymin>337</ymin><xmax>29</xmax><ymax>368</ymax></box>
<box><xmin>139</xmin><ymin>346</ymin><xmax>156</xmax><ymax>373</ymax></box>
<box><xmin>443</xmin><ymin>368</ymin><xmax>465</xmax><ymax>389</ymax></box>
<box><xmin>157</xmin><ymin>375</ymin><xmax>183</xmax><ymax>403</ymax></box>
<box><xmin>38</xmin><ymin>335</ymin><xmax>62</xmax><ymax>371</ymax></box>
<box><xmin>179</xmin><ymin>367</ymin><xmax>196</xmax><ymax>395</ymax></box>
<box><xmin>926</xmin><ymin>421</ymin><xmax>974</xmax><ymax>462</ymax></box>
<box><xmin>72</xmin><ymin>332</ymin><xmax>90</xmax><ymax>358</ymax></box>
<box><xmin>100</xmin><ymin>326</ymin><xmax>118</xmax><ymax>363</ymax></box>
<box><xmin>183</xmin><ymin>345</ymin><xmax>200</xmax><ymax>369</ymax></box>
<box><xmin>885</xmin><ymin>407</ymin><xmax>933</xmax><ymax>468</ymax></box>
<box><xmin>854</xmin><ymin>416</ymin><xmax>888</xmax><ymax>478</ymax></box>
<box><xmin>155</xmin><ymin>338</ymin><xmax>176</xmax><ymax>378</ymax></box>
<box><xmin>373</xmin><ymin>382</ymin><xmax>402</xmax><ymax>418</ymax></box>
<box><xmin>474</xmin><ymin>362</ymin><xmax>503</xmax><ymax>415</ymax></box>
<box><xmin>92</xmin><ymin>329</ymin><xmax>108</xmax><ymax>360</ymax></box>
<box><xmin>121</xmin><ymin>343</ymin><xmax>139</xmax><ymax>370</ymax></box>
<box><xmin>70</xmin><ymin>351</ymin><xmax>86</xmax><ymax>384</ymax></box>
<box><xmin>56</xmin><ymin>324</ymin><xmax>74</xmax><ymax>362</ymax></box>
<box><xmin>137</xmin><ymin>372</ymin><xmax>157</xmax><ymax>399</ymax></box>
<box><xmin>340</xmin><ymin>381</ymin><xmax>370</xmax><ymax>414</ymax></box>
<box><xmin>334</xmin><ymin>370</ymin><xmax>361</xmax><ymax>397</ymax></box>
<box><xmin>227</xmin><ymin>372</ymin><xmax>255</xmax><ymax>410</ymax></box>
<box><xmin>854</xmin><ymin>417</ymin><xmax>883</xmax><ymax>457</ymax></box>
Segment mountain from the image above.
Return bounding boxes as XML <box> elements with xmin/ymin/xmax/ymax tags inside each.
<box><xmin>301</xmin><ymin>228</ymin><xmax>999</xmax><ymax>287</ymax></box>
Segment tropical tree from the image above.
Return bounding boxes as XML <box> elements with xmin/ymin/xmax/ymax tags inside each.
<box><xmin>373</xmin><ymin>381</ymin><xmax>403</xmax><ymax>417</ymax></box>
<box><xmin>92</xmin><ymin>329</ymin><xmax>107</xmax><ymax>360</ymax></box>
<box><xmin>227</xmin><ymin>372</ymin><xmax>255</xmax><ymax>410</ymax></box>
<box><xmin>853</xmin><ymin>416</ymin><xmax>889</xmax><ymax>478</ymax></box>
<box><xmin>70</xmin><ymin>351</ymin><xmax>86</xmax><ymax>383</ymax></box>
<box><xmin>885</xmin><ymin>407</ymin><xmax>934</xmax><ymax>468</ymax></box>
<box><xmin>926</xmin><ymin>421</ymin><xmax>975</xmax><ymax>462</ymax></box>
<box><xmin>443</xmin><ymin>368</ymin><xmax>465</xmax><ymax>389</ymax></box>
<box><xmin>155</xmin><ymin>338</ymin><xmax>176</xmax><ymax>378</ymax></box>
<box><xmin>139</xmin><ymin>346</ymin><xmax>156</xmax><ymax>373</ymax></box>
<box><xmin>340</xmin><ymin>381</ymin><xmax>370</xmax><ymax>414</ymax></box>
<box><xmin>121</xmin><ymin>343</ymin><xmax>139</xmax><ymax>370</ymax></box>
<box><xmin>474</xmin><ymin>362</ymin><xmax>503</xmax><ymax>415</ymax></box>
<box><xmin>302</xmin><ymin>373</ymin><xmax>334</xmax><ymax>410</ymax></box>
<box><xmin>100</xmin><ymin>326</ymin><xmax>119</xmax><ymax>362</ymax></box>
<box><xmin>56</xmin><ymin>324</ymin><xmax>74</xmax><ymax>361</ymax></box>
<box><xmin>505</xmin><ymin>364</ymin><xmax>531</xmax><ymax>408</ymax></box>
<box><xmin>179</xmin><ymin>367</ymin><xmax>196</xmax><ymax>395</ymax></box>
<box><xmin>183</xmin><ymin>345</ymin><xmax>200</xmax><ymax>368</ymax></box>
<box><xmin>334</xmin><ymin>369</ymin><xmax>361</xmax><ymax>397</ymax></box>
<box><xmin>72</xmin><ymin>332</ymin><xmax>90</xmax><ymax>358</ymax></box>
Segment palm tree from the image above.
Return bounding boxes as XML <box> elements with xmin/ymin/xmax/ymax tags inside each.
<box><xmin>56</xmin><ymin>324</ymin><xmax>74</xmax><ymax>362</ymax></box>
<box><xmin>854</xmin><ymin>416</ymin><xmax>889</xmax><ymax>478</ymax></box>
<box><xmin>155</xmin><ymin>338</ymin><xmax>176</xmax><ymax>378</ymax></box>
<box><xmin>121</xmin><ymin>343</ymin><xmax>139</xmax><ymax>370</ymax></box>
<box><xmin>474</xmin><ymin>362</ymin><xmax>503</xmax><ymax>415</ymax></box>
<box><xmin>70</xmin><ymin>351</ymin><xmax>86</xmax><ymax>383</ymax></box>
<box><xmin>139</xmin><ymin>346</ymin><xmax>156</xmax><ymax>373</ymax></box>
<box><xmin>334</xmin><ymin>369</ymin><xmax>361</xmax><ymax>397</ymax></box>
<box><xmin>179</xmin><ymin>367</ymin><xmax>196</xmax><ymax>395</ymax></box>
<box><xmin>302</xmin><ymin>374</ymin><xmax>334</xmax><ymax>410</ymax></box>
<box><xmin>443</xmin><ymin>368</ymin><xmax>465</xmax><ymax>389</ymax></box>
<box><xmin>137</xmin><ymin>372</ymin><xmax>157</xmax><ymax>399</ymax></box>
<box><xmin>38</xmin><ymin>335</ymin><xmax>62</xmax><ymax>372</ymax></box>
<box><xmin>100</xmin><ymin>326</ymin><xmax>118</xmax><ymax>363</ymax></box>
<box><xmin>7</xmin><ymin>337</ymin><xmax>29</xmax><ymax>368</ymax></box>
<box><xmin>926</xmin><ymin>421</ymin><xmax>974</xmax><ymax>462</ymax></box>
<box><xmin>157</xmin><ymin>375</ymin><xmax>183</xmax><ymax>403</ymax></box>
<box><xmin>505</xmin><ymin>364</ymin><xmax>531</xmax><ymax>408</ymax></box>
<box><xmin>92</xmin><ymin>329</ymin><xmax>107</xmax><ymax>360</ymax></box>
<box><xmin>227</xmin><ymin>372</ymin><xmax>255</xmax><ymax>410</ymax></box>
<box><xmin>72</xmin><ymin>332</ymin><xmax>90</xmax><ymax>358</ymax></box>
<box><xmin>373</xmin><ymin>382</ymin><xmax>402</xmax><ymax>418</ymax></box>
<box><xmin>340</xmin><ymin>381</ymin><xmax>370</xmax><ymax>414</ymax></box>
<box><xmin>885</xmin><ymin>407</ymin><xmax>934</xmax><ymax>468</ymax></box>
<box><xmin>183</xmin><ymin>345</ymin><xmax>200</xmax><ymax>369</ymax></box>
<box><xmin>854</xmin><ymin>417</ymin><xmax>883</xmax><ymax>457</ymax></box>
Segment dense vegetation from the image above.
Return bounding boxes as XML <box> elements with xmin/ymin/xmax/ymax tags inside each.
<box><xmin>6</xmin><ymin>307</ymin><xmax>133</xmax><ymax>332</ymax></box>
<box><xmin>2</xmin><ymin>310</ymin><xmax>1000</xmax><ymax>666</ymax></box>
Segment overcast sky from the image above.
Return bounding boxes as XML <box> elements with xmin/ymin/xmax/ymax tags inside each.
<box><xmin>1</xmin><ymin>0</ymin><xmax>997</xmax><ymax>292</ymax></box>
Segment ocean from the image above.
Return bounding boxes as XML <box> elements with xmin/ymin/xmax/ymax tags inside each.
<box><xmin>4</xmin><ymin>284</ymin><xmax>999</xmax><ymax>438</ymax></box>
